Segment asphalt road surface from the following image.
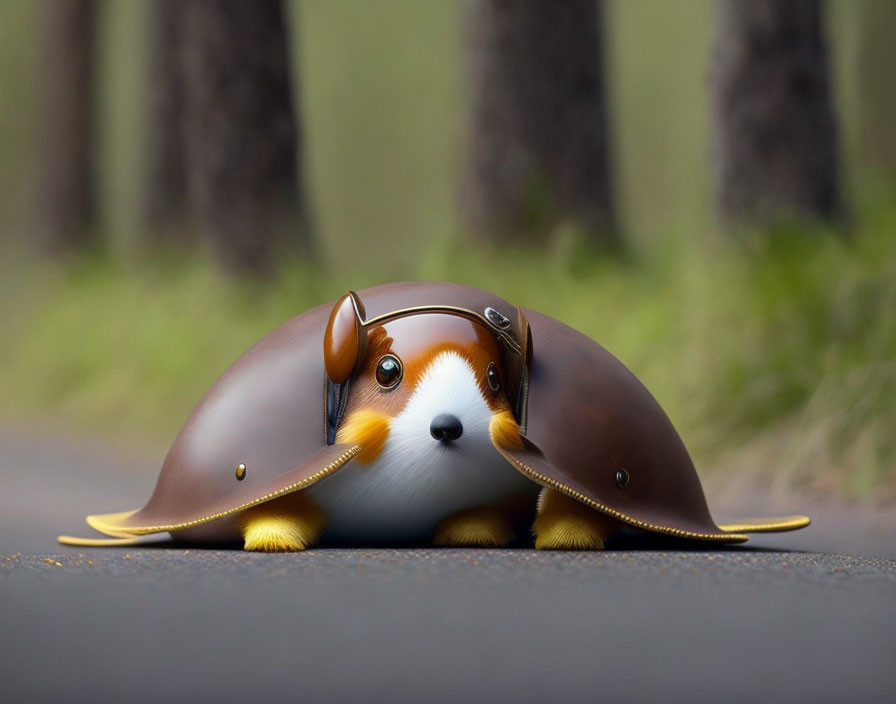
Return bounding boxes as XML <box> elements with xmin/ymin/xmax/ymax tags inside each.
<box><xmin>2</xmin><ymin>426</ymin><xmax>895</xmax><ymax>703</ymax></box>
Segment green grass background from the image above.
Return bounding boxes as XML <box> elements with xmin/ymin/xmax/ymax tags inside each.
<box><xmin>1</xmin><ymin>1</ymin><xmax>894</xmax><ymax>500</ymax></box>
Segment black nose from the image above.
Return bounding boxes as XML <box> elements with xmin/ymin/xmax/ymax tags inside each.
<box><xmin>430</xmin><ymin>414</ymin><xmax>463</xmax><ymax>442</ymax></box>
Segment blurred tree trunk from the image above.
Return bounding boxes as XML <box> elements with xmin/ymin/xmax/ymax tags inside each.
<box><xmin>462</xmin><ymin>0</ymin><xmax>617</xmax><ymax>246</ymax></box>
<box><xmin>143</xmin><ymin>0</ymin><xmax>189</xmax><ymax>244</ymax></box>
<box><xmin>36</xmin><ymin>0</ymin><xmax>97</xmax><ymax>254</ymax></box>
<box><xmin>854</xmin><ymin>0</ymin><xmax>896</xmax><ymax>188</ymax></box>
<box><xmin>182</xmin><ymin>0</ymin><xmax>310</xmax><ymax>274</ymax></box>
<box><xmin>711</xmin><ymin>0</ymin><xmax>841</xmax><ymax>226</ymax></box>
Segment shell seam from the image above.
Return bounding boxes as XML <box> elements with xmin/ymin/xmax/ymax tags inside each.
<box><xmin>88</xmin><ymin>446</ymin><xmax>362</xmax><ymax>536</ymax></box>
<box><xmin>494</xmin><ymin>445</ymin><xmax>749</xmax><ymax>542</ymax></box>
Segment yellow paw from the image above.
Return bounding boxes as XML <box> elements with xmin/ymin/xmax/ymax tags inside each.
<box><xmin>532</xmin><ymin>489</ymin><xmax>618</xmax><ymax>550</ymax></box>
<box><xmin>433</xmin><ymin>507</ymin><xmax>515</xmax><ymax>547</ymax></box>
<box><xmin>533</xmin><ymin>514</ymin><xmax>606</xmax><ymax>550</ymax></box>
<box><xmin>238</xmin><ymin>492</ymin><xmax>324</xmax><ymax>552</ymax></box>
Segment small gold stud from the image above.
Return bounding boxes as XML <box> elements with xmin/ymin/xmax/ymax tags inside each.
<box><xmin>236</xmin><ymin>463</ymin><xmax>247</xmax><ymax>481</ymax></box>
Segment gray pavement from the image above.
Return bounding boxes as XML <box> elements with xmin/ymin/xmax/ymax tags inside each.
<box><xmin>2</xmin><ymin>426</ymin><xmax>896</xmax><ymax>703</ymax></box>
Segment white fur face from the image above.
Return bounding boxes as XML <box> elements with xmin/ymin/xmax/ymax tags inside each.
<box><xmin>307</xmin><ymin>351</ymin><xmax>533</xmax><ymax>542</ymax></box>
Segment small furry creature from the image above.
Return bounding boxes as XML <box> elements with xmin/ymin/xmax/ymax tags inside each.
<box><xmin>59</xmin><ymin>282</ymin><xmax>809</xmax><ymax>551</ymax></box>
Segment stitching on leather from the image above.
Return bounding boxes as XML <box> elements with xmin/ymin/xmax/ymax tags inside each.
<box><xmin>88</xmin><ymin>446</ymin><xmax>362</xmax><ymax>536</ymax></box>
<box><xmin>495</xmin><ymin>445</ymin><xmax>749</xmax><ymax>542</ymax></box>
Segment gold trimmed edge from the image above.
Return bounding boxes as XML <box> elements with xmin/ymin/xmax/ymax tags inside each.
<box><xmin>493</xmin><ymin>441</ymin><xmax>750</xmax><ymax>543</ymax></box>
<box><xmin>717</xmin><ymin>515</ymin><xmax>811</xmax><ymax>533</ymax></box>
<box><xmin>57</xmin><ymin>535</ymin><xmax>143</xmax><ymax>547</ymax></box>
<box><xmin>85</xmin><ymin>510</ymin><xmax>140</xmax><ymax>537</ymax></box>
<box><xmin>76</xmin><ymin>446</ymin><xmax>362</xmax><ymax>539</ymax></box>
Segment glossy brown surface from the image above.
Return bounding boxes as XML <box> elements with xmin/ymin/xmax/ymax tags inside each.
<box><xmin>323</xmin><ymin>292</ymin><xmax>365</xmax><ymax>383</ymax></box>
<box><xmin>510</xmin><ymin>308</ymin><xmax>729</xmax><ymax>538</ymax></box>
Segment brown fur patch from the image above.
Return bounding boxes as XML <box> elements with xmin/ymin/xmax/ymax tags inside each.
<box><xmin>342</xmin><ymin>314</ymin><xmax>513</xmax><ymax>425</ymax></box>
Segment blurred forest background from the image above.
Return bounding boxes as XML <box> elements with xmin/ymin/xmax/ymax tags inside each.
<box><xmin>0</xmin><ymin>0</ymin><xmax>894</xmax><ymax>501</ymax></box>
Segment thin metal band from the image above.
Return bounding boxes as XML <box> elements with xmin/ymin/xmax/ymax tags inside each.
<box><xmin>363</xmin><ymin>305</ymin><xmax>525</xmax><ymax>356</ymax></box>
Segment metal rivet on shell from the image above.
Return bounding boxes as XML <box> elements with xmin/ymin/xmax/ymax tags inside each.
<box><xmin>615</xmin><ymin>468</ymin><xmax>630</xmax><ymax>488</ymax></box>
<box><xmin>235</xmin><ymin>463</ymin><xmax>247</xmax><ymax>481</ymax></box>
<box><xmin>484</xmin><ymin>306</ymin><xmax>511</xmax><ymax>329</ymax></box>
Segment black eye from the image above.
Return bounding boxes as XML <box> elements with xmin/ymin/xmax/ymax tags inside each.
<box><xmin>375</xmin><ymin>355</ymin><xmax>403</xmax><ymax>389</ymax></box>
<box><xmin>486</xmin><ymin>362</ymin><xmax>501</xmax><ymax>392</ymax></box>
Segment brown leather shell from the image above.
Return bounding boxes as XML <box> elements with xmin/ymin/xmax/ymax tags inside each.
<box><xmin>503</xmin><ymin>309</ymin><xmax>730</xmax><ymax>540</ymax></box>
<box><xmin>94</xmin><ymin>282</ymin><xmax>528</xmax><ymax>538</ymax></box>
<box><xmin>72</xmin><ymin>281</ymin><xmax>799</xmax><ymax>543</ymax></box>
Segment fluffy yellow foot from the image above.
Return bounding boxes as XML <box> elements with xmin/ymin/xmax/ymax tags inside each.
<box><xmin>433</xmin><ymin>506</ymin><xmax>516</xmax><ymax>547</ymax></box>
<box><xmin>532</xmin><ymin>488</ymin><xmax>620</xmax><ymax>550</ymax></box>
<box><xmin>238</xmin><ymin>492</ymin><xmax>324</xmax><ymax>552</ymax></box>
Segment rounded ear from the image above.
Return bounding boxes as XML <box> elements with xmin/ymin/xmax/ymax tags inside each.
<box><xmin>324</xmin><ymin>291</ymin><xmax>368</xmax><ymax>383</ymax></box>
